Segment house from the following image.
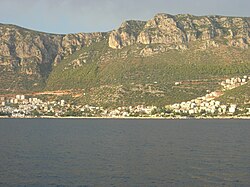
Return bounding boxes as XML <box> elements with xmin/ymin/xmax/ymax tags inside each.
<box><xmin>122</xmin><ymin>112</ymin><xmax>129</xmax><ymax>117</ymax></box>
<box><xmin>14</xmin><ymin>99</ymin><xmax>18</xmax><ymax>104</ymax></box>
<box><xmin>60</xmin><ymin>100</ymin><xmax>65</xmax><ymax>106</ymax></box>
<box><xmin>215</xmin><ymin>101</ymin><xmax>220</xmax><ymax>107</ymax></box>
<box><xmin>225</xmin><ymin>79</ymin><xmax>231</xmax><ymax>84</ymax></box>
<box><xmin>229</xmin><ymin>104</ymin><xmax>237</xmax><ymax>114</ymax></box>
<box><xmin>221</xmin><ymin>81</ymin><xmax>226</xmax><ymax>86</ymax></box>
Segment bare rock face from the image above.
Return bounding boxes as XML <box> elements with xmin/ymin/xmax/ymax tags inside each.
<box><xmin>138</xmin><ymin>14</ymin><xmax>187</xmax><ymax>45</ymax></box>
<box><xmin>61</xmin><ymin>32</ymin><xmax>104</xmax><ymax>54</ymax></box>
<box><xmin>108</xmin><ymin>20</ymin><xmax>146</xmax><ymax>49</ymax></box>
<box><xmin>56</xmin><ymin>32</ymin><xmax>105</xmax><ymax>65</ymax></box>
<box><xmin>0</xmin><ymin>25</ymin><xmax>106</xmax><ymax>75</ymax></box>
<box><xmin>0</xmin><ymin>25</ymin><xmax>62</xmax><ymax>76</ymax></box>
<box><xmin>109</xmin><ymin>13</ymin><xmax>250</xmax><ymax>50</ymax></box>
<box><xmin>0</xmin><ymin>43</ymin><xmax>11</xmax><ymax>56</ymax></box>
<box><xmin>0</xmin><ymin>24</ymin><xmax>106</xmax><ymax>90</ymax></box>
<box><xmin>230</xmin><ymin>38</ymin><xmax>249</xmax><ymax>49</ymax></box>
<box><xmin>1</xmin><ymin>13</ymin><xmax>250</xmax><ymax>91</ymax></box>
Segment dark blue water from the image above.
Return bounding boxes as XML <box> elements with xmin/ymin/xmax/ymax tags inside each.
<box><xmin>0</xmin><ymin>119</ymin><xmax>249</xmax><ymax>187</ymax></box>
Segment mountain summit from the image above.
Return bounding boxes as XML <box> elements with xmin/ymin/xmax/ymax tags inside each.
<box><xmin>108</xmin><ymin>13</ymin><xmax>250</xmax><ymax>49</ymax></box>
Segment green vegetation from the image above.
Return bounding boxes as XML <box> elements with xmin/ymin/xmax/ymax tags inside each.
<box><xmin>47</xmin><ymin>41</ymin><xmax>250</xmax><ymax>90</ymax></box>
<box><xmin>45</xmin><ymin>40</ymin><xmax>250</xmax><ymax>107</ymax></box>
<box><xmin>1</xmin><ymin>15</ymin><xmax>250</xmax><ymax>107</ymax></box>
<box><xmin>218</xmin><ymin>82</ymin><xmax>250</xmax><ymax>106</ymax></box>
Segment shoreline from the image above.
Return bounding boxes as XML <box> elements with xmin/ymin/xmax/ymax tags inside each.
<box><xmin>1</xmin><ymin>116</ymin><xmax>250</xmax><ymax>120</ymax></box>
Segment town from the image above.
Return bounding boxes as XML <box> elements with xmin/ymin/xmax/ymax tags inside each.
<box><xmin>1</xmin><ymin>76</ymin><xmax>250</xmax><ymax>118</ymax></box>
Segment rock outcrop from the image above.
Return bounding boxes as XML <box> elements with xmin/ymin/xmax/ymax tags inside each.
<box><xmin>55</xmin><ymin>32</ymin><xmax>106</xmax><ymax>65</ymax></box>
<box><xmin>0</xmin><ymin>24</ymin><xmax>106</xmax><ymax>89</ymax></box>
<box><xmin>108</xmin><ymin>20</ymin><xmax>146</xmax><ymax>49</ymax></box>
<box><xmin>108</xmin><ymin>13</ymin><xmax>250</xmax><ymax>50</ymax></box>
<box><xmin>0</xmin><ymin>24</ymin><xmax>106</xmax><ymax>90</ymax></box>
<box><xmin>0</xmin><ymin>25</ymin><xmax>61</xmax><ymax>78</ymax></box>
<box><xmin>0</xmin><ymin>13</ymin><xmax>250</xmax><ymax>91</ymax></box>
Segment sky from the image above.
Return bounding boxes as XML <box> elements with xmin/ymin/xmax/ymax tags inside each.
<box><xmin>0</xmin><ymin>0</ymin><xmax>250</xmax><ymax>34</ymax></box>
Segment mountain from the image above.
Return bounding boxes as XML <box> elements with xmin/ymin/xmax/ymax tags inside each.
<box><xmin>108</xmin><ymin>13</ymin><xmax>250</xmax><ymax>49</ymax></box>
<box><xmin>0</xmin><ymin>23</ymin><xmax>105</xmax><ymax>91</ymax></box>
<box><xmin>1</xmin><ymin>13</ymin><xmax>250</xmax><ymax>106</ymax></box>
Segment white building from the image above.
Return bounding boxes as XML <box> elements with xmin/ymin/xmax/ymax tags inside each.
<box><xmin>229</xmin><ymin>105</ymin><xmax>237</xmax><ymax>114</ymax></box>
<box><xmin>60</xmin><ymin>100</ymin><xmax>65</xmax><ymax>106</ymax></box>
<box><xmin>20</xmin><ymin>95</ymin><xmax>25</xmax><ymax>100</ymax></box>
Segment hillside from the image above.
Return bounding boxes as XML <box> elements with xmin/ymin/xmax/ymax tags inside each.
<box><xmin>0</xmin><ymin>24</ymin><xmax>106</xmax><ymax>91</ymax></box>
<box><xmin>1</xmin><ymin>13</ymin><xmax>250</xmax><ymax>107</ymax></box>
<box><xmin>218</xmin><ymin>82</ymin><xmax>250</xmax><ymax>107</ymax></box>
<box><xmin>45</xmin><ymin>39</ymin><xmax>250</xmax><ymax>107</ymax></box>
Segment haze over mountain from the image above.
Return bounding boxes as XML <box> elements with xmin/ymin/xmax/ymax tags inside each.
<box><xmin>0</xmin><ymin>13</ymin><xmax>250</xmax><ymax>106</ymax></box>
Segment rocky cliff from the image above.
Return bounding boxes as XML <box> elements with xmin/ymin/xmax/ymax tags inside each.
<box><xmin>0</xmin><ymin>13</ymin><xmax>250</xmax><ymax>91</ymax></box>
<box><xmin>109</xmin><ymin>13</ymin><xmax>250</xmax><ymax>50</ymax></box>
<box><xmin>0</xmin><ymin>24</ymin><xmax>106</xmax><ymax>90</ymax></box>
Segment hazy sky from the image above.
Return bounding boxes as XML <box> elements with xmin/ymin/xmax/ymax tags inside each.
<box><xmin>1</xmin><ymin>0</ymin><xmax>250</xmax><ymax>34</ymax></box>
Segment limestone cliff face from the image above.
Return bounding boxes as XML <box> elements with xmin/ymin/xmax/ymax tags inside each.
<box><xmin>0</xmin><ymin>24</ymin><xmax>106</xmax><ymax>90</ymax></box>
<box><xmin>55</xmin><ymin>32</ymin><xmax>105</xmax><ymax>65</ymax></box>
<box><xmin>0</xmin><ymin>24</ymin><xmax>61</xmax><ymax>78</ymax></box>
<box><xmin>0</xmin><ymin>24</ymin><xmax>105</xmax><ymax>78</ymax></box>
<box><xmin>108</xmin><ymin>13</ymin><xmax>250</xmax><ymax>50</ymax></box>
<box><xmin>108</xmin><ymin>20</ymin><xmax>146</xmax><ymax>49</ymax></box>
<box><xmin>137</xmin><ymin>14</ymin><xmax>187</xmax><ymax>45</ymax></box>
<box><xmin>1</xmin><ymin>13</ymin><xmax>249</xmax><ymax>80</ymax></box>
<box><xmin>1</xmin><ymin>13</ymin><xmax>250</xmax><ymax>91</ymax></box>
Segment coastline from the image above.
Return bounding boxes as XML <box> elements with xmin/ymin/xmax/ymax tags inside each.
<box><xmin>1</xmin><ymin>116</ymin><xmax>250</xmax><ymax>120</ymax></box>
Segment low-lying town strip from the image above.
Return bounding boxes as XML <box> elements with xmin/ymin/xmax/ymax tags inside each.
<box><xmin>1</xmin><ymin>76</ymin><xmax>250</xmax><ymax>118</ymax></box>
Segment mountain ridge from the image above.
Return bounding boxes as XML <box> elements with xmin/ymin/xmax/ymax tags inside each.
<box><xmin>1</xmin><ymin>13</ymin><xmax>250</xmax><ymax>106</ymax></box>
<box><xmin>109</xmin><ymin>13</ymin><xmax>250</xmax><ymax>49</ymax></box>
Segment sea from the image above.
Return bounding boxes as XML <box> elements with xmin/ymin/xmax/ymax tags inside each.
<box><xmin>0</xmin><ymin>119</ymin><xmax>249</xmax><ymax>187</ymax></box>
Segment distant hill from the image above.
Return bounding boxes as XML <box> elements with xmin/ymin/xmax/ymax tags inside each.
<box><xmin>0</xmin><ymin>13</ymin><xmax>250</xmax><ymax>106</ymax></box>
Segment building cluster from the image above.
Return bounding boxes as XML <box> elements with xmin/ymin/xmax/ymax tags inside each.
<box><xmin>167</xmin><ymin>99</ymin><xmax>238</xmax><ymax>116</ymax></box>
<box><xmin>167</xmin><ymin>75</ymin><xmax>250</xmax><ymax>116</ymax></box>
<box><xmin>221</xmin><ymin>75</ymin><xmax>250</xmax><ymax>90</ymax></box>
<box><xmin>104</xmin><ymin>105</ymin><xmax>158</xmax><ymax>117</ymax></box>
<box><xmin>0</xmin><ymin>95</ymin><xmax>158</xmax><ymax>118</ymax></box>
<box><xmin>0</xmin><ymin>76</ymin><xmax>250</xmax><ymax>118</ymax></box>
<box><xmin>166</xmin><ymin>90</ymin><xmax>236</xmax><ymax>116</ymax></box>
<box><xmin>1</xmin><ymin>95</ymin><xmax>69</xmax><ymax>117</ymax></box>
